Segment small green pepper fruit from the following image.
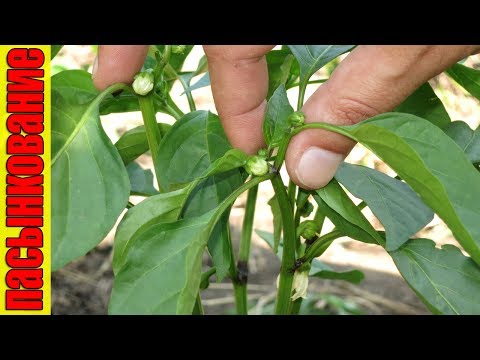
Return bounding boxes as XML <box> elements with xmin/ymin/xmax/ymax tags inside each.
<box><xmin>132</xmin><ymin>69</ymin><xmax>154</xmax><ymax>96</ymax></box>
<box><xmin>257</xmin><ymin>148</ymin><xmax>269</xmax><ymax>159</ymax></box>
<box><xmin>297</xmin><ymin>220</ymin><xmax>320</xmax><ymax>241</ymax></box>
<box><xmin>288</xmin><ymin>111</ymin><xmax>305</xmax><ymax>128</ymax></box>
<box><xmin>299</xmin><ymin>201</ymin><xmax>314</xmax><ymax>218</ymax></box>
<box><xmin>172</xmin><ymin>45</ymin><xmax>187</xmax><ymax>54</ymax></box>
<box><xmin>245</xmin><ymin>155</ymin><xmax>269</xmax><ymax>176</ymax></box>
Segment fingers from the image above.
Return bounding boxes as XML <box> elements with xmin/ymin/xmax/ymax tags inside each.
<box><xmin>204</xmin><ymin>45</ymin><xmax>275</xmax><ymax>154</ymax></box>
<box><xmin>286</xmin><ymin>45</ymin><xmax>480</xmax><ymax>190</ymax></box>
<box><xmin>92</xmin><ymin>45</ymin><xmax>149</xmax><ymax>90</ymax></box>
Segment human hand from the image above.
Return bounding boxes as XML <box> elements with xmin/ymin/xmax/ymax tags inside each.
<box><xmin>92</xmin><ymin>45</ymin><xmax>480</xmax><ymax>189</ymax></box>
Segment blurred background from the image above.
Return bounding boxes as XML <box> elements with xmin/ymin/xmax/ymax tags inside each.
<box><xmin>51</xmin><ymin>45</ymin><xmax>480</xmax><ymax>315</ymax></box>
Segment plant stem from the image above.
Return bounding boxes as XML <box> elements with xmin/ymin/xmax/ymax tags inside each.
<box><xmin>297</xmin><ymin>79</ymin><xmax>308</xmax><ymax>111</ymax></box>
<box><xmin>138</xmin><ymin>94</ymin><xmax>162</xmax><ymax>189</ymax></box>
<box><xmin>287</xmin><ymin>78</ymin><xmax>328</xmax><ymax>90</ymax></box>
<box><xmin>233</xmin><ymin>283</ymin><xmax>248</xmax><ymax>315</ymax></box>
<box><xmin>193</xmin><ymin>293</ymin><xmax>204</xmax><ymax>315</ymax></box>
<box><xmin>178</xmin><ymin>74</ymin><xmax>197</xmax><ymax>112</ymax></box>
<box><xmin>164</xmin><ymin>94</ymin><xmax>184</xmax><ymax>120</ymax></box>
<box><xmin>288</xmin><ymin>180</ymin><xmax>297</xmax><ymax>208</ymax></box>
<box><xmin>290</xmin><ymin>298</ymin><xmax>303</xmax><ymax>315</ymax></box>
<box><xmin>272</xmin><ymin>175</ymin><xmax>296</xmax><ymax>315</ymax></box>
<box><xmin>235</xmin><ymin>185</ymin><xmax>258</xmax><ymax>315</ymax></box>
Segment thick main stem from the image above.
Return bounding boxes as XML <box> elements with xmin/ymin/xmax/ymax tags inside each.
<box><xmin>272</xmin><ymin>175</ymin><xmax>297</xmax><ymax>314</ymax></box>
<box><xmin>138</xmin><ymin>95</ymin><xmax>162</xmax><ymax>189</ymax></box>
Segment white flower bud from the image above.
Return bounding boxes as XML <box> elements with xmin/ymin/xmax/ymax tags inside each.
<box><xmin>245</xmin><ymin>155</ymin><xmax>269</xmax><ymax>176</ymax></box>
<box><xmin>291</xmin><ymin>271</ymin><xmax>309</xmax><ymax>301</ymax></box>
<box><xmin>132</xmin><ymin>70</ymin><xmax>154</xmax><ymax>96</ymax></box>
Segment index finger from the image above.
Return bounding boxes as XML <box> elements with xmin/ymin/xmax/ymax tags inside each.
<box><xmin>203</xmin><ymin>45</ymin><xmax>275</xmax><ymax>154</ymax></box>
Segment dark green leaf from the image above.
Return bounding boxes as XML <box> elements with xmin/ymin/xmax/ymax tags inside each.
<box><xmin>267</xmin><ymin>195</ymin><xmax>282</xmax><ymax>253</ymax></box>
<box><xmin>262</xmin><ymin>85</ymin><xmax>294</xmax><ymax>148</ymax></box>
<box><xmin>314</xmin><ymin>180</ymin><xmax>383</xmax><ymax>245</ymax></box>
<box><xmin>51</xmin><ymin>89</ymin><xmax>130</xmax><ymax>270</ymax></box>
<box><xmin>181</xmin><ymin>72</ymin><xmax>210</xmax><ymax>95</ymax></box>
<box><xmin>110</xmin><ymin>211</ymin><xmax>214</xmax><ymax>314</ymax></box>
<box><xmin>126</xmin><ymin>162</ymin><xmax>159</xmax><ymax>196</ymax></box>
<box><xmin>334</xmin><ymin>113</ymin><xmax>480</xmax><ymax>264</ymax></box>
<box><xmin>51</xmin><ymin>45</ymin><xmax>63</xmax><ymax>59</ymax></box>
<box><xmin>52</xmin><ymin>69</ymin><xmax>98</xmax><ymax>105</ymax></box>
<box><xmin>156</xmin><ymin>111</ymin><xmax>246</xmax><ymax>280</ymax></box>
<box><xmin>446</xmin><ymin>63</ymin><xmax>480</xmax><ymax>100</ymax></box>
<box><xmin>112</xmin><ymin>185</ymin><xmax>193</xmax><ymax>274</ymax></box>
<box><xmin>445</xmin><ymin>121</ymin><xmax>480</xmax><ymax>165</ymax></box>
<box><xmin>335</xmin><ymin>163</ymin><xmax>434</xmax><ymax>251</ymax></box>
<box><xmin>266</xmin><ymin>50</ymin><xmax>295</xmax><ymax>99</ymax></box>
<box><xmin>256</xmin><ymin>230</ymin><xmax>363</xmax><ymax>284</ymax></box>
<box><xmin>309</xmin><ymin>260</ymin><xmax>364</xmax><ymax>284</ymax></box>
<box><xmin>394</xmin><ymin>82</ymin><xmax>450</xmax><ymax>129</ymax></box>
<box><xmin>115</xmin><ymin>123</ymin><xmax>171</xmax><ymax>165</ymax></box>
<box><xmin>288</xmin><ymin>45</ymin><xmax>354</xmax><ymax>84</ymax></box>
<box><xmin>390</xmin><ymin>239</ymin><xmax>480</xmax><ymax>314</ymax></box>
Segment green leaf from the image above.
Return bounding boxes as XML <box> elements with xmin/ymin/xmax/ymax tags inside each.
<box><xmin>335</xmin><ymin>163</ymin><xmax>434</xmax><ymax>251</ymax></box>
<box><xmin>446</xmin><ymin>63</ymin><xmax>480</xmax><ymax>100</ymax></box>
<box><xmin>52</xmin><ymin>69</ymin><xmax>98</xmax><ymax>105</ymax></box>
<box><xmin>181</xmin><ymin>72</ymin><xmax>210</xmax><ymax>95</ymax></box>
<box><xmin>156</xmin><ymin>111</ymin><xmax>246</xmax><ymax>280</ymax></box>
<box><xmin>115</xmin><ymin>123</ymin><xmax>171</xmax><ymax>165</ymax></box>
<box><xmin>112</xmin><ymin>185</ymin><xmax>193</xmax><ymax>274</ymax></box>
<box><xmin>266</xmin><ymin>50</ymin><xmax>295</xmax><ymax>99</ymax></box>
<box><xmin>110</xmin><ymin>211</ymin><xmax>214</xmax><ymax>314</ymax></box>
<box><xmin>309</xmin><ymin>260</ymin><xmax>364</xmax><ymax>284</ymax></box>
<box><xmin>126</xmin><ymin>162</ymin><xmax>159</xmax><ymax>196</ymax></box>
<box><xmin>288</xmin><ymin>45</ymin><xmax>354</xmax><ymax>84</ymax></box>
<box><xmin>267</xmin><ymin>195</ymin><xmax>282</xmax><ymax>253</ymax></box>
<box><xmin>314</xmin><ymin>180</ymin><xmax>384</xmax><ymax>245</ymax></box>
<box><xmin>394</xmin><ymin>82</ymin><xmax>450</xmax><ymax>129</ymax></box>
<box><xmin>445</xmin><ymin>121</ymin><xmax>480</xmax><ymax>165</ymax></box>
<box><xmin>51</xmin><ymin>45</ymin><xmax>63</xmax><ymax>59</ymax></box>
<box><xmin>256</xmin><ymin>230</ymin><xmax>363</xmax><ymax>284</ymax></box>
<box><xmin>390</xmin><ymin>239</ymin><xmax>480</xmax><ymax>314</ymax></box>
<box><xmin>333</xmin><ymin>112</ymin><xmax>480</xmax><ymax>264</ymax></box>
<box><xmin>51</xmin><ymin>89</ymin><xmax>130</xmax><ymax>271</ymax></box>
<box><xmin>262</xmin><ymin>85</ymin><xmax>294</xmax><ymax>148</ymax></box>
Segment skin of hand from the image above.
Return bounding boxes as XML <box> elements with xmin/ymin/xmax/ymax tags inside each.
<box><xmin>92</xmin><ymin>45</ymin><xmax>480</xmax><ymax>190</ymax></box>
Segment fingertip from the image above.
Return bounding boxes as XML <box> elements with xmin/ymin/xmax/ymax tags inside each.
<box><xmin>92</xmin><ymin>45</ymin><xmax>149</xmax><ymax>91</ymax></box>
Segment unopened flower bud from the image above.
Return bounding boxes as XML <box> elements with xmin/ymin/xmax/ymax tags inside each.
<box><xmin>299</xmin><ymin>201</ymin><xmax>314</xmax><ymax>218</ymax></box>
<box><xmin>245</xmin><ymin>155</ymin><xmax>269</xmax><ymax>176</ymax></box>
<box><xmin>297</xmin><ymin>220</ymin><xmax>320</xmax><ymax>241</ymax></box>
<box><xmin>132</xmin><ymin>70</ymin><xmax>154</xmax><ymax>96</ymax></box>
<box><xmin>257</xmin><ymin>148</ymin><xmax>269</xmax><ymax>159</ymax></box>
<box><xmin>288</xmin><ymin>111</ymin><xmax>305</xmax><ymax>127</ymax></box>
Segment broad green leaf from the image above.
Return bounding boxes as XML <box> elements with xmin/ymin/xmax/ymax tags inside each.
<box><xmin>51</xmin><ymin>90</ymin><xmax>130</xmax><ymax>270</ymax></box>
<box><xmin>112</xmin><ymin>185</ymin><xmax>193</xmax><ymax>274</ymax></box>
<box><xmin>262</xmin><ymin>85</ymin><xmax>294</xmax><ymax>148</ymax></box>
<box><xmin>126</xmin><ymin>162</ymin><xmax>159</xmax><ymax>196</ymax></box>
<box><xmin>446</xmin><ymin>63</ymin><xmax>480</xmax><ymax>100</ymax></box>
<box><xmin>266</xmin><ymin>50</ymin><xmax>295</xmax><ymax>99</ymax></box>
<box><xmin>314</xmin><ymin>180</ymin><xmax>384</xmax><ymax>245</ymax></box>
<box><xmin>390</xmin><ymin>239</ymin><xmax>480</xmax><ymax>314</ymax></box>
<box><xmin>256</xmin><ymin>230</ymin><xmax>364</xmax><ymax>284</ymax></box>
<box><xmin>335</xmin><ymin>163</ymin><xmax>434</xmax><ymax>251</ymax></box>
<box><xmin>51</xmin><ymin>45</ymin><xmax>63</xmax><ymax>59</ymax></box>
<box><xmin>156</xmin><ymin>111</ymin><xmax>246</xmax><ymax>280</ymax></box>
<box><xmin>52</xmin><ymin>69</ymin><xmax>98</xmax><ymax>105</ymax></box>
<box><xmin>309</xmin><ymin>260</ymin><xmax>364</xmax><ymax>284</ymax></box>
<box><xmin>110</xmin><ymin>211</ymin><xmax>214</xmax><ymax>314</ymax></box>
<box><xmin>394</xmin><ymin>82</ymin><xmax>450</xmax><ymax>129</ymax></box>
<box><xmin>181</xmin><ymin>72</ymin><xmax>210</xmax><ymax>95</ymax></box>
<box><xmin>267</xmin><ymin>195</ymin><xmax>282</xmax><ymax>253</ymax></box>
<box><xmin>288</xmin><ymin>45</ymin><xmax>354</xmax><ymax>84</ymax></box>
<box><xmin>445</xmin><ymin>121</ymin><xmax>480</xmax><ymax>165</ymax></box>
<box><xmin>115</xmin><ymin>123</ymin><xmax>171</xmax><ymax>165</ymax></box>
<box><xmin>332</xmin><ymin>113</ymin><xmax>480</xmax><ymax>264</ymax></box>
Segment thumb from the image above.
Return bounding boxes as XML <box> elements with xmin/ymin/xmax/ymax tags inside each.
<box><xmin>92</xmin><ymin>45</ymin><xmax>149</xmax><ymax>90</ymax></box>
<box><xmin>286</xmin><ymin>45</ymin><xmax>479</xmax><ymax>190</ymax></box>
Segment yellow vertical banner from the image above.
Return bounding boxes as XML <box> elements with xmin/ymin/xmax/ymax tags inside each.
<box><xmin>0</xmin><ymin>46</ymin><xmax>51</xmax><ymax>315</ymax></box>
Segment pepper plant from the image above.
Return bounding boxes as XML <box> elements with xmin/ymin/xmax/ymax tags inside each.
<box><xmin>52</xmin><ymin>45</ymin><xmax>480</xmax><ymax>315</ymax></box>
